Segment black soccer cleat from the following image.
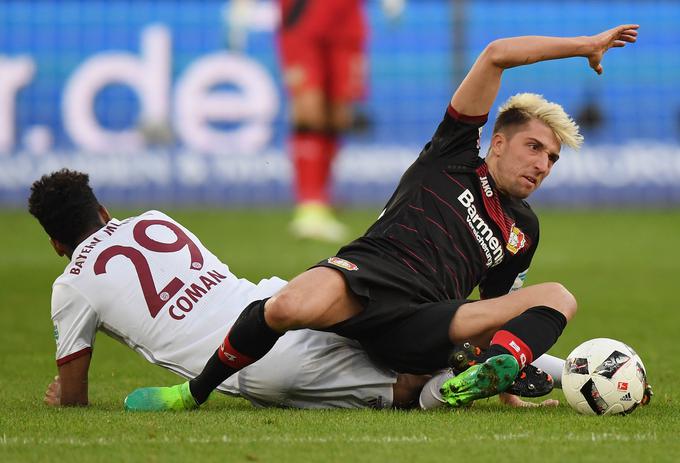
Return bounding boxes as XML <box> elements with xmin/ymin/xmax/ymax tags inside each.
<box><xmin>448</xmin><ymin>342</ymin><xmax>483</xmax><ymax>374</ymax></box>
<box><xmin>505</xmin><ymin>365</ymin><xmax>554</xmax><ymax>398</ymax></box>
<box><xmin>449</xmin><ymin>343</ymin><xmax>554</xmax><ymax>398</ymax></box>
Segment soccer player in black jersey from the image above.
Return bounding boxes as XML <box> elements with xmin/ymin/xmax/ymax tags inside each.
<box><xmin>127</xmin><ymin>25</ymin><xmax>640</xmax><ymax>410</ymax></box>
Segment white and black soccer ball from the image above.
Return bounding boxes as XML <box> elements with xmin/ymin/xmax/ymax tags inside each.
<box><xmin>562</xmin><ymin>338</ymin><xmax>648</xmax><ymax>415</ymax></box>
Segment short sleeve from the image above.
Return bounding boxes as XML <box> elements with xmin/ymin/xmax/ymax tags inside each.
<box><xmin>426</xmin><ymin>105</ymin><xmax>488</xmax><ymax>161</ymax></box>
<box><xmin>51</xmin><ymin>284</ymin><xmax>98</xmax><ymax>366</ymax></box>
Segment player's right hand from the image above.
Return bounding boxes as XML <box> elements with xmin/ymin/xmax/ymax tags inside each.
<box><xmin>44</xmin><ymin>375</ymin><xmax>61</xmax><ymax>406</ymax></box>
<box><xmin>586</xmin><ymin>24</ymin><xmax>639</xmax><ymax>75</ymax></box>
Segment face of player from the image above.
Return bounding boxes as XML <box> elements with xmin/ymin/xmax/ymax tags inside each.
<box><xmin>489</xmin><ymin>119</ymin><xmax>561</xmax><ymax>199</ymax></box>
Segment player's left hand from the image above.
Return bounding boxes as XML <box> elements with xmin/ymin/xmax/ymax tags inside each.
<box><xmin>44</xmin><ymin>376</ymin><xmax>61</xmax><ymax>406</ymax></box>
<box><xmin>587</xmin><ymin>24</ymin><xmax>639</xmax><ymax>75</ymax></box>
<box><xmin>499</xmin><ymin>392</ymin><xmax>559</xmax><ymax>408</ymax></box>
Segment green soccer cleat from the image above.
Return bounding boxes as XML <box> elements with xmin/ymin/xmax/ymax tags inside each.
<box><xmin>124</xmin><ymin>381</ymin><xmax>199</xmax><ymax>412</ymax></box>
<box><xmin>289</xmin><ymin>203</ymin><xmax>347</xmax><ymax>243</ymax></box>
<box><xmin>440</xmin><ymin>354</ymin><xmax>519</xmax><ymax>408</ymax></box>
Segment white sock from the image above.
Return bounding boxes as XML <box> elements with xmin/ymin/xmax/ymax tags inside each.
<box><xmin>418</xmin><ymin>370</ymin><xmax>455</xmax><ymax>410</ymax></box>
<box><xmin>532</xmin><ymin>354</ymin><xmax>565</xmax><ymax>388</ymax></box>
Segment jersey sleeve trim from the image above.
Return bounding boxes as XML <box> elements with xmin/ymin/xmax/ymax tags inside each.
<box><xmin>56</xmin><ymin>347</ymin><xmax>92</xmax><ymax>366</ymax></box>
<box><xmin>447</xmin><ymin>105</ymin><xmax>488</xmax><ymax>125</ymax></box>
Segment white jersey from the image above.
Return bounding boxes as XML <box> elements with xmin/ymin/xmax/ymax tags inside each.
<box><xmin>51</xmin><ymin>210</ymin><xmax>396</xmax><ymax>408</ymax></box>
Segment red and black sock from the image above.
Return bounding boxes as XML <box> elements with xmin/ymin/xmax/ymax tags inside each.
<box><xmin>189</xmin><ymin>298</ymin><xmax>281</xmax><ymax>404</ymax></box>
<box><xmin>486</xmin><ymin>306</ymin><xmax>567</xmax><ymax>369</ymax></box>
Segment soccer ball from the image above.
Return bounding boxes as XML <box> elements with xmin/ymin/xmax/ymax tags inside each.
<box><xmin>562</xmin><ymin>338</ymin><xmax>648</xmax><ymax>415</ymax></box>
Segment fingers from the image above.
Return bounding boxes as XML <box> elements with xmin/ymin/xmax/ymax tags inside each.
<box><xmin>538</xmin><ymin>398</ymin><xmax>559</xmax><ymax>407</ymax></box>
<box><xmin>619</xmin><ymin>32</ymin><xmax>638</xmax><ymax>41</ymax></box>
<box><xmin>500</xmin><ymin>392</ymin><xmax>560</xmax><ymax>408</ymax></box>
<box><xmin>614</xmin><ymin>25</ymin><xmax>638</xmax><ymax>45</ymax></box>
<box><xmin>613</xmin><ymin>24</ymin><xmax>639</xmax><ymax>36</ymax></box>
<box><xmin>44</xmin><ymin>388</ymin><xmax>59</xmax><ymax>406</ymax></box>
<box><xmin>616</xmin><ymin>24</ymin><xmax>640</xmax><ymax>31</ymax></box>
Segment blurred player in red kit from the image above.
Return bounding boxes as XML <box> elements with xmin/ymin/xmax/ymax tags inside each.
<box><xmin>279</xmin><ymin>0</ymin><xmax>403</xmax><ymax>242</ymax></box>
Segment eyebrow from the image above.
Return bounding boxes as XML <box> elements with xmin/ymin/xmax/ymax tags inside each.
<box><xmin>527</xmin><ymin>137</ymin><xmax>560</xmax><ymax>161</ymax></box>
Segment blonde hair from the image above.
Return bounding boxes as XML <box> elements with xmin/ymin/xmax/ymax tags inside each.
<box><xmin>495</xmin><ymin>93</ymin><xmax>583</xmax><ymax>150</ymax></box>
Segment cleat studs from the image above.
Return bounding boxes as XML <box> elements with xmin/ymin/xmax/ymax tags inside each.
<box><xmin>536</xmin><ymin>369</ymin><xmax>543</xmax><ymax>374</ymax></box>
<box><xmin>528</xmin><ymin>384</ymin><xmax>536</xmax><ymax>391</ymax></box>
<box><xmin>463</xmin><ymin>342</ymin><xmax>471</xmax><ymax>349</ymax></box>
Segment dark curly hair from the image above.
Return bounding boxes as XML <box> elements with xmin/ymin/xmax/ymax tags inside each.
<box><xmin>28</xmin><ymin>169</ymin><xmax>103</xmax><ymax>250</ymax></box>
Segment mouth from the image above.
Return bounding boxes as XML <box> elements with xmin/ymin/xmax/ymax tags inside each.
<box><xmin>522</xmin><ymin>175</ymin><xmax>537</xmax><ymax>186</ymax></box>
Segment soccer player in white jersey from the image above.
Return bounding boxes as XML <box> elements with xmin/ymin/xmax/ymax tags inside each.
<box><xmin>30</xmin><ymin>169</ymin><xmax>433</xmax><ymax>409</ymax></box>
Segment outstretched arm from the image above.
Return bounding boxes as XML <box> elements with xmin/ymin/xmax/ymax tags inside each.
<box><xmin>451</xmin><ymin>24</ymin><xmax>639</xmax><ymax>117</ymax></box>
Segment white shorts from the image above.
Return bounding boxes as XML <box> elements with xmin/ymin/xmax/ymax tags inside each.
<box><xmin>220</xmin><ymin>329</ymin><xmax>397</xmax><ymax>409</ymax></box>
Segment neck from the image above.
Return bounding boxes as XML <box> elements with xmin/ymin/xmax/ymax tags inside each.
<box><xmin>66</xmin><ymin>220</ymin><xmax>108</xmax><ymax>260</ymax></box>
<box><xmin>485</xmin><ymin>156</ymin><xmax>508</xmax><ymax>196</ymax></box>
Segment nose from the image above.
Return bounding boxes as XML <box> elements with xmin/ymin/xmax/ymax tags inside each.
<box><xmin>535</xmin><ymin>154</ymin><xmax>550</xmax><ymax>174</ymax></box>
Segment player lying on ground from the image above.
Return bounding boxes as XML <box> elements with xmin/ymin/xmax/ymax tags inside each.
<box><xmin>127</xmin><ymin>25</ymin><xmax>640</xmax><ymax>411</ymax></box>
<box><xmin>29</xmin><ymin>170</ymin><xmax>561</xmax><ymax>410</ymax></box>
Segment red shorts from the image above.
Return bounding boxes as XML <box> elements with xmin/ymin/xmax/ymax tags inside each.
<box><xmin>277</xmin><ymin>0</ymin><xmax>367</xmax><ymax>102</ymax></box>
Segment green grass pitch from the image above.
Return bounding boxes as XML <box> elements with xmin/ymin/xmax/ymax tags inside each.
<box><xmin>1</xmin><ymin>208</ymin><xmax>679</xmax><ymax>462</ymax></box>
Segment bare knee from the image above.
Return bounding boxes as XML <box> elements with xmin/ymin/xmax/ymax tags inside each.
<box><xmin>264</xmin><ymin>291</ymin><xmax>306</xmax><ymax>331</ymax></box>
<box><xmin>263</xmin><ymin>268</ymin><xmax>363</xmax><ymax>331</ymax></box>
<box><xmin>290</xmin><ymin>91</ymin><xmax>329</xmax><ymax>130</ymax></box>
<box><xmin>542</xmin><ymin>282</ymin><xmax>578</xmax><ymax>321</ymax></box>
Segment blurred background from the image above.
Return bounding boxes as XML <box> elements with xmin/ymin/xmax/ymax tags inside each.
<box><xmin>1</xmin><ymin>0</ymin><xmax>679</xmax><ymax>207</ymax></box>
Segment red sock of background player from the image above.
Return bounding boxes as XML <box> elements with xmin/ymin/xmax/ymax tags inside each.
<box><xmin>291</xmin><ymin>129</ymin><xmax>332</xmax><ymax>204</ymax></box>
<box><xmin>485</xmin><ymin>306</ymin><xmax>567</xmax><ymax>370</ymax></box>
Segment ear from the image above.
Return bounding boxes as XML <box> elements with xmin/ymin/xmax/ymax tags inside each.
<box><xmin>490</xmin><ymin>132</ymin><xmax>506</xmax><ymax>157</ymax></box>
<box><xmin>98</xmin><ymin>205</ymin><xmax>112</xmax><ymax>224</ymax></box>
<box><xmin>50</xmin><ymin>238</ymin><xmax>67</xmax><ymax>257</ymax></box>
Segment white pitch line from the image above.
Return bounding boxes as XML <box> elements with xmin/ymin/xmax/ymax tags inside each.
<box><xmin>0</xmin><ymin>432</ymin><xmax>658</xmax><ymax>447</ymax></box>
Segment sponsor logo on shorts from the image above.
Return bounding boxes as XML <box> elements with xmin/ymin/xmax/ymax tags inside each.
<box><xmin>327</xmin><ymin>257</ymin><xmax>359</xmax><ymax>271</ymax></box>
<box><xmin>506</xmin><ymin>224</ymin><xmax>526</xmax><ymax>254</ymax></box>
<box><xmin>617</xmin><ymin>381</ymin><xmax>629</xmax><ymax>392</ymax></box>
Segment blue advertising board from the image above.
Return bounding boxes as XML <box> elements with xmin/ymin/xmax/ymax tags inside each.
<box><xmin>1</xmin><ymin>1</ymin><xmax>679</xmax><ymax>205</ymax></box>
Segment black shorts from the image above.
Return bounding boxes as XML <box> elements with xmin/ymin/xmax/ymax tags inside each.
<box><xmin>313</xmin><ymin>244</ymin><xmax>469</xmax><ymax>374</ymax></box>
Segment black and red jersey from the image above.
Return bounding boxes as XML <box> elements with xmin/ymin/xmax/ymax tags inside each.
<box><xmin>339</xmin><ymin>106</ymin><xmax>539</xmax><ymax>302</ymax></box>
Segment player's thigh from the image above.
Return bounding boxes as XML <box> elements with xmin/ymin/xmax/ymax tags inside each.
<box><xmin>289</xmin><ymin>90</ymin><xmax>329</xmax><ymax>129</ymax></box>
<box><xmin>279</xmin><ymin>32</ymin><xmax>329</xmax><ymax>128</ymax></box>
<box><xmin>327</xmin><ymin>41</ymin><xmax>365</xmax><ymax>132</ymax></box>
<box><xmin>449</xmin><ymin>282</ymin><xmax>577</xmax><ymax>346</ymax></box>
<box><xmin>265</xmin><ymin>267</ymin><xmax>364</xmax><ymax>330</ymax></box>
<box><xmin>359</xmin><ymin>300</ymin><xmax>464</xmax><ymax>374</ymax></box>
